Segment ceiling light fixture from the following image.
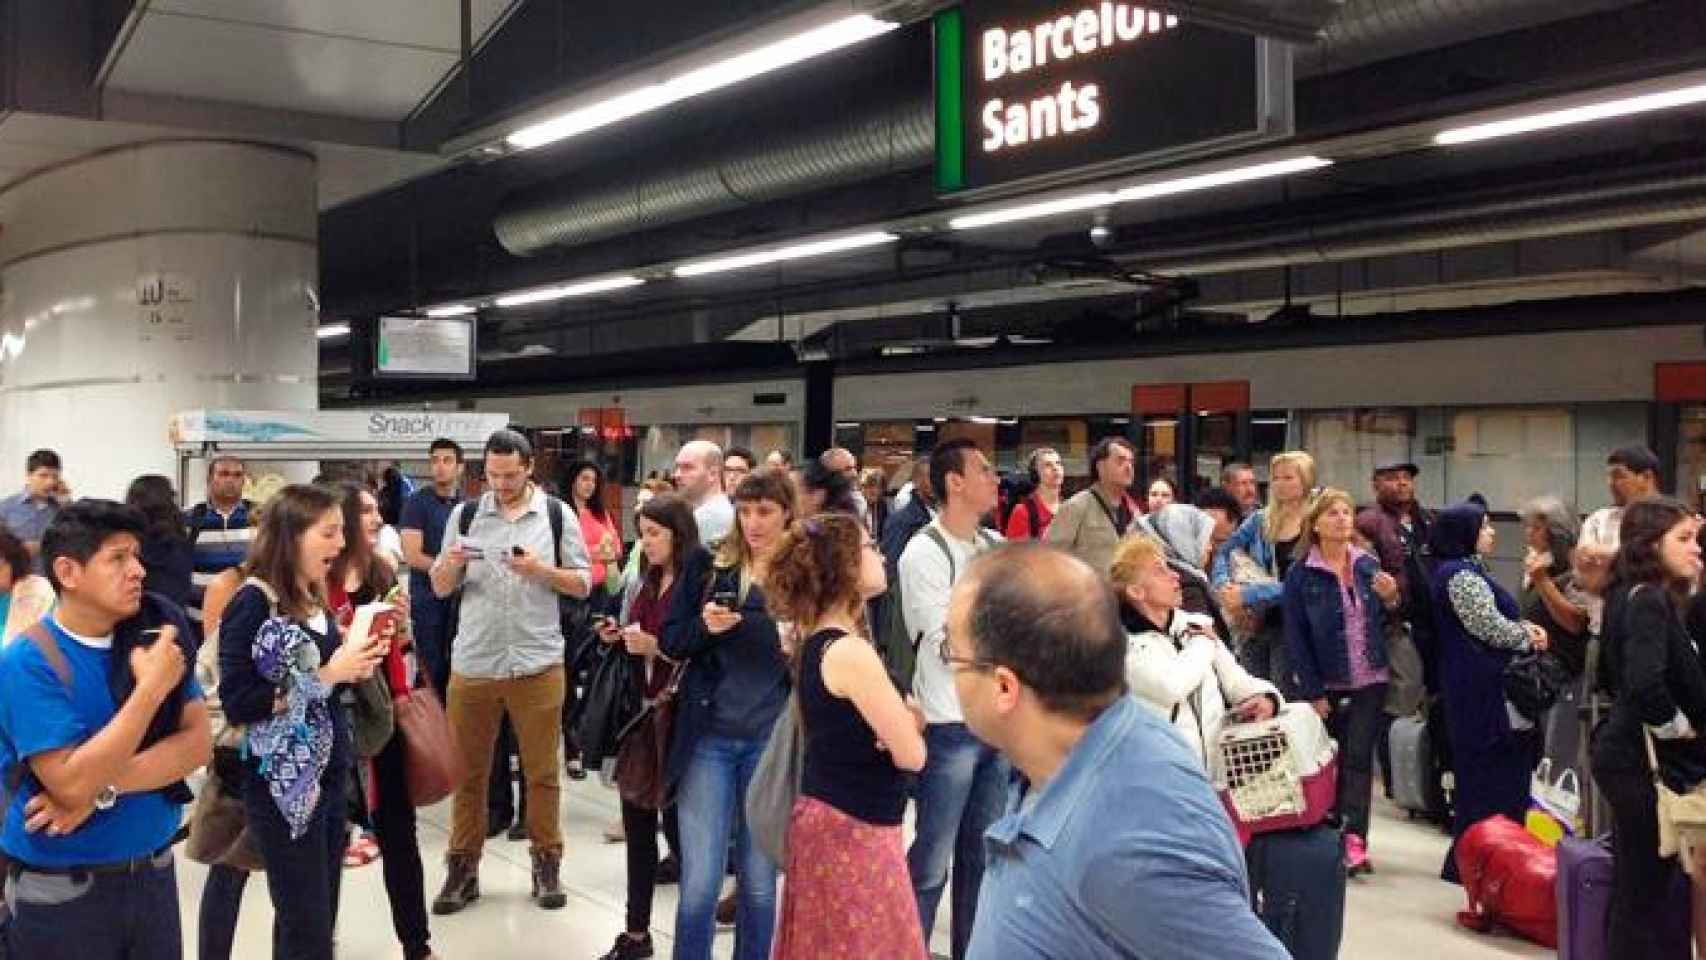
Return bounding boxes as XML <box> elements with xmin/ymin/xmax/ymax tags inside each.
<box><xmin>494</xmin><ymin>275</ymin><xmax>645</xmax><ymax>309</ymax></box>
<box><xmin>425</xmin><ymin>304</ymin><xmax>476</xmax><ymax>318</ymax></box>
<box><xmin>949</xmin><ymin>155</ymin><xmax>1333</xmax><ymax>232</ymax></box>
<box><xmin>674</xmin><ymin>231</ymin><xmax>899</xmax><ymax>278</ymax></box>
<box><xmin>506</xmin><ymin>15</ymin><xmax>898</xmax><ymax>151</ymax></box>
<box><xmin>1435</xmin><ymin>81</ymin><xmax>1706</xmax><ymax>145</ymax></box>
<box><xmin>316</xmin><ymin>323</ymin><xmax>351</xmax><ymax>340</ymax></box>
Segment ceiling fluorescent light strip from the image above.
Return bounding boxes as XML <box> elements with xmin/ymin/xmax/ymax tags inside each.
<box><xmin>949</xmin><ymin>156</ymin><xmax>1332</xmax><ymax>231</ymax></box>
<box><xmin>316</xmin><ymin>323</ymin><xmax>351</xmax><ymax>339</ymax></box>
<box><xmin>1435</xmin><ymin>81</ymin><xmax>1706</xmax><ymax>145</ymax></box>
<box><xmin>494</xmin><ymin>275</ymin><xmax>645</xmax><ymax>308</ymax></box>
<box><xmin>507</xmin><ymin>15</ymin><xmax>898</xmax><ymax>151</ymax></box>
<box><xmin>674</xmin><ymin>231</ymin><xmax>900</xmax><ymax>278</ymax></box>
<box><xmin>425</xmin><ymin>304</ymin><xmax>476</xmax><ymax>318</ymax></box>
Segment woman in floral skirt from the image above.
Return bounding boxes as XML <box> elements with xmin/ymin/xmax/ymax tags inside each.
<box><xmin>764</xmin><ymin>512</ymin><xmax>928</xmax><ymax>959</ymax></box>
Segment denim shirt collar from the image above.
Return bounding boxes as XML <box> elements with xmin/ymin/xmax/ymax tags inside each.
<box><xmin>986</xmin><ymin>695</ymin><xmax>1139</xmax><ymax>852</ymax></box>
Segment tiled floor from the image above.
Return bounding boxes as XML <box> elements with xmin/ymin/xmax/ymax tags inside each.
<box><xmin>178</xmin><ymin>778</ymin><xmax>1553</xmax><ymax>959</ymax></box>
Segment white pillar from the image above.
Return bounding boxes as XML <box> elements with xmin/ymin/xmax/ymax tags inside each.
<box><xmin>0</xmin><ymin>140</ymin><xmax>319</xmax><ymax>500</ymax></box>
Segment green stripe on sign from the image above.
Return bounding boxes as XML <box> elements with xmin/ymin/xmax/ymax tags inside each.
<box><xmin>934</xmin><ymin>7</ymin><xmax>965</xmax><ymax>194</ymax></box>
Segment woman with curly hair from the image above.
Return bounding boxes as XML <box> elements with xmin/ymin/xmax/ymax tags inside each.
<box><xmin>767</xmin><ymin>512</ymin><xmax>927</xmax><ymax>959</ymax></box>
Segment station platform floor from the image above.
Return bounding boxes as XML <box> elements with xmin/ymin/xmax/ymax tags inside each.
<box><xmin>176</xmin><ymin>774</ymin><xmax>1554</xmax><ymax>959</ymax></box>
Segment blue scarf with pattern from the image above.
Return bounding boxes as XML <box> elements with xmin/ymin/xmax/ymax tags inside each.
<box><xmin>245</xmin><ymin>615</ymin><xmax>334</xmax><ymax>839</ymax></box>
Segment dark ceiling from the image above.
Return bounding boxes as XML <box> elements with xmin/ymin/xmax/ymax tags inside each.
<box><xmin>319</xmin><ymin>0</ymin><xmax>1706</xmax><ymax>398</ymax></box>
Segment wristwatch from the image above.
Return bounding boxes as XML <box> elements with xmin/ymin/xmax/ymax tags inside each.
<box><xmin>92</xmin><ymin>784</ymin><xmax>119</xmax><ymax>811</ymax></box>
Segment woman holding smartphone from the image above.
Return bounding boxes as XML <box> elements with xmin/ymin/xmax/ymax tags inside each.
<box><xmin>661</xmin><ymin>471</ymin><xmax>796</xmax><ymax>960</ymax></box>
<box><xmin>325</xmin><ymin>483</ymin><xmax>436</xmax><ymax>960</ymax></box>
<box><xmin>219</xmin><ymin>484</ymin><xmax>385</xmax><ymax>960</ymax></box>
<box><xmin>592</xmin><ymin>493</ymin><xmax>702</xmax><ymax>960</ymax></box>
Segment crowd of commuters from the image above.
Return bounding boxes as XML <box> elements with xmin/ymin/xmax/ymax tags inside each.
<box><xmin>0</xmin><ymin>428</ymin><xmax>1701</xmax><ymax>960</ymax></box>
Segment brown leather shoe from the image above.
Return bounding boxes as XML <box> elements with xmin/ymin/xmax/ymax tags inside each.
<box><xmin>432</xmin><ymin>854</ymin><xmax>480</xmax><ymax>915</ymax></box>
<box><xmin>531</xmin><ymin>850</ymin><xmax>567</xmax><ymax>910</ymax></box>
<box><xmin>716</xmin><ymin>889</ymin><xmax>737</xmax><ymax>926</ymax></box>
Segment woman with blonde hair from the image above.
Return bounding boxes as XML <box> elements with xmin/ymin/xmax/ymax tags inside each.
<box><xmin>1283</xmin><ymin>487</ymin><xmax>1400</xmax><ymax>876</ymax></box>
<box><xmin>1112</xmin><ymin>534</ymin><xmax>1279</xmax><ymax>768</ymax></box>
<box><xmin>1212</xmin><ymin>450</ymin><xmax>1317</xmax><ymax>692</ymax></box>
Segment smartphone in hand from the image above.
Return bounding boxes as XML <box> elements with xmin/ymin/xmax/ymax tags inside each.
<box><xmin>711</xmin><ymin>587</ymin><xmax>739</xmax><ymax>609</ymax></box>
<box><xmin>458</xmin><ymin>536</ymin><xmax>486</xmax><ymax>560</ymax></box>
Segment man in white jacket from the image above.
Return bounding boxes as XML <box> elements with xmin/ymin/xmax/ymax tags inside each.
<box><xmin>1109</xmin><ymin>535</ymin><xmax>1280</xmax><ymax>767</ymax></box>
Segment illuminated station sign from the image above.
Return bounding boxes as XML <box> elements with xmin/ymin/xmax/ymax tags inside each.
<box><xmin>935</xmin><ymin>2</ymin><xmax>1293</xmax><ymax>195</ymax></box>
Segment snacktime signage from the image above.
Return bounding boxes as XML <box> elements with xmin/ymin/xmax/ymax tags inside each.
<box><xmin>935</xmin><ymin>2</ymin><xmax>1293</xmax><ymax>195</ymax></box>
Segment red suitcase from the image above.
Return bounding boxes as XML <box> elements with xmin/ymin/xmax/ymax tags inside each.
<box><xmin>1455</xmin><ymin>815</ymin><xmax>1559</xmax><ymax>948</ymax></box>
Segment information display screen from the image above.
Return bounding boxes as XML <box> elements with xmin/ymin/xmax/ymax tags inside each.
<box><xmin>936</xmin><ymin>2</ymin><xmax>1287</xmax><ymax>195</ymax></box>
<box><xmin>375</xmin><ymin>316</ymin><xmax>477</xmax><ymax>380</ymax></box>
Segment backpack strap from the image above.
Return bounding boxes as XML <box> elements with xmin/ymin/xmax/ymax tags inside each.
<box><xmin>21</xmin><ymin>622</ymin><xmax>72</xmax><ymax>691</ymax></box>
<box><xmin>6</xmin><ymin>622</ymin><xmax>73</xmax><ymax>795</ymax></box>
<box><xmin>545</xmin><ymin>495</ymin><xmax>565</xmax><ymax>569</ymax></box>
<box><xmin>922</xmin><ymin>526</ymin><xmax>957</xmax><ymax>584</ymax></box>
<box><xmin>241</xmin><ymin>576</ymin><xmax>281</xmax><ymax>615</ymax></box>
<box><xmin>185</xmin><ymin>502</ymin><xmax>211</xmax><ymax>548</ymax></box>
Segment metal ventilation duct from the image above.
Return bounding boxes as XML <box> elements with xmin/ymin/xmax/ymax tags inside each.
<box><xmin>494</xmin><ymin>95</ymin><xmax>934</xmax><ymax>255</ymax></box>
<box><xmin>1296</xmin><ymin>0</ymin><xmax>1649</xmax><ymax>75</ymax></box>
<box><xmin>1133</xmin><ymin>166</ymin><xmax>1706</xmax><ymax>275</ymax></box>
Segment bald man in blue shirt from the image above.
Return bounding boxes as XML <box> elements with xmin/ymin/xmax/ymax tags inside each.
<box><xmin>942</xmin><ymin>543</ymin><xmax>1287</xmax><ymax>960</ymax></box>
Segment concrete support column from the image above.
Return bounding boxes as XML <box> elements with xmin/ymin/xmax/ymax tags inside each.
<box><xmin>0</xmin><ymin>140</ymin><xmax>319</xmax><ymax>498</ymax></box>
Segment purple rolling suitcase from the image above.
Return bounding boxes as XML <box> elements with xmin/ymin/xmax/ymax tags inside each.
<box><xmin>1555</xmin><ymin>837</ymin><xmax>1690</xmax><ymax>960</ymax></box>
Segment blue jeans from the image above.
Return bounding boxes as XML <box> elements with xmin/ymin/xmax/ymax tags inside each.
<box><xmin>907</xmin><ymin>722</ymin><xmax>1008</xmax><ymax>960</ymax></box>
<box><xmin>673</xmin><ymin>734</ymin><xmax>778</xmax><ymax>960</ymax></box>
<box><xmin>4</xmin><ymin>851</ymin><xmax>182</xmax><ymax>959</ymax></box>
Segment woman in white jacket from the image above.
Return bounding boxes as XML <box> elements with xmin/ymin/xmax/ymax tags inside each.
<box><xmin>1111</xmin><ymin>535</ymin><xmax>1281</xmax><ymax>767</ymax></box>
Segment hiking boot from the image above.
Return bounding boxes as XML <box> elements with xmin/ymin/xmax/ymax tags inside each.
<box><xmin>432</xmin><ymin>854</ymin><xmax>480</xmax><ymax>915</ymax></box>
<box><xmin>531</xmin><ymin>850</ymin><xmax>567</xmax><ymax>910</ymax></box>
<box><xmin>1345</xmin><ymin>833</ymin><xmax>1373</xmax><ymax>877</ymax></box>
<box><xmin>507</xmin><ymin>820</ymin><xmax>528</xmax><ymax>842</ymax></box>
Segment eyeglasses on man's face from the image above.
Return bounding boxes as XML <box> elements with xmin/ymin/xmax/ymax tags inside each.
<box><xmin>938</xmin><ymin>624</ymin><xmax>997</xmax><ymax>673</ymax></box>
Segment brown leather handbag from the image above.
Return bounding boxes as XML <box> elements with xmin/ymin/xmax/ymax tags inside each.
<box><xmin>614</xmin><ymin>662</ymin><xmax>684</xmax><ymax>810</ymax></box>
<box><xmin>394</xmin><ymin>685</ymin><xmax>464</xmax><ymax>807</ymax></box>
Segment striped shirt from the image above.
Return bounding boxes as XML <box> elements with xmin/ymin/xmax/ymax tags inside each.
<box><xmin>185</xmin><ymin>499</ymin><xmax>255</xmax><ymax>621</ymax></box>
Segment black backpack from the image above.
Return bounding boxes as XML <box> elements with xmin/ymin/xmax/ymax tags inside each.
<box><xmin>875</xmin><ymin>525</ymin><xmax>997</xmax><ymax>692</ymax></box>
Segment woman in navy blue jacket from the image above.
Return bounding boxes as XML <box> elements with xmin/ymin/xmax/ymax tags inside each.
<box><xmin>1429</xmin><ymin>497</ymin><xmax>1549</xmax><ymax>883</ymax></box>
<box><xmin>660</xmin><ymin>470</ymin><xmax>796</xmax><ymax>960</ymax></box>
<box><xmin>1284</xmin><ymin>488</ymin><xmax>1400</xmax><ymax>877</ymax></box>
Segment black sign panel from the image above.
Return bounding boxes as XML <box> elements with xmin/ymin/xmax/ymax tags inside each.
<box><xmin>936</xmin><ymin>2</ymin><xmax>1275</xmax><ymax>194</ymax></box>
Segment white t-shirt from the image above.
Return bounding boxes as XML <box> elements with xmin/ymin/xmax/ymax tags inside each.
<box><xmin>1579</xmin><ymin>506</ymin><xmax>1622</xmax><ymax>633</ymax></box>
<box><xmin>694</xmin><ymin>494</ymin><xmax>735</xmax><ymax>547</ymax></box>
<box><xmin>899</xmin><ymin>519</ymin><xmax>1002</xmax><ymax>724</ymax></box>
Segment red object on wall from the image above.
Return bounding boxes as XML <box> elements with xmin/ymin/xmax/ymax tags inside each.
<box><xmin>1189</xmin><ymin>381</ymin><xmax>1251</xmax><ymax>413</ymax></box>
<box><xmin>1131</xmin><ymin>384</ymin><xmax>1188</xmax><ymax>415</ymax></box>
<box><xmin>1655</xmin><ymin>363</ymin><xmax>1706</xmax><ymax>403</ymax></box>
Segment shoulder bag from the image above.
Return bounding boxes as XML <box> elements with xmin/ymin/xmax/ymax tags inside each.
<box><xmin>613</xmin><ymin>660</ymin><xmax>685</xmax><ymax>810</ymax></box>
<box><xmin>745</xmin><ymin>693</ymin><xmax>804</xmax><ymax>868</ymax></box>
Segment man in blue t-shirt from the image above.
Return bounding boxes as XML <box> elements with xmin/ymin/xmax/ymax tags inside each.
<box><xmin>0</xmin><ymin>499</ymin><xmax>209</xmax><ymax>960</ymax></box>
<box><xmin>399</xmin><ymin>437</ymin><xmax>464</xmax><ymax>696</ymax></box>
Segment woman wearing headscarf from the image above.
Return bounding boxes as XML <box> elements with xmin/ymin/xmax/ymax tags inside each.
<box><xmin>1429</xmin><ymin>496</ymin><xmax>1548</xmax><ymax>883</ymax></box>
<box><xmin>1139</xmin><ymin>503</ymin><xmax>1232</xmax><ymax>639</ymax></box>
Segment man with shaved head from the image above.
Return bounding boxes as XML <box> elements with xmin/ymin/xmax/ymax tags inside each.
<box><xmin>820</xmin><ymin>446</ymin><xmax>870</xmax><ymax>529</ymax></box>
<box><xmin>947</xmin><ymin>543</ymin><xmax>1288</xmax><ymax>960</ymax></box>
<box><xmin>673</xmin><ymin>439</ymin><xmax>733</xmax><ymax>547</ymax></box>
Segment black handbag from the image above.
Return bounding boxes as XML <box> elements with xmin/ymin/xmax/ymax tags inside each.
<box><xmin>572</xmin><ymin>648</ymin><xmax>643</xmax><ymax>770</ymax></box>
<box><xmin>1503</xmin><ymin>651</ymin><xmax>1571</xmax><ymax>724</ymax></box>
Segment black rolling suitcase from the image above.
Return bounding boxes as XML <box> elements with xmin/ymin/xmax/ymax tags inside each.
<box><xmin>1246</xmin><ymin>824</ymin><xmax>1347</xmax><ymax>960</ymax></box>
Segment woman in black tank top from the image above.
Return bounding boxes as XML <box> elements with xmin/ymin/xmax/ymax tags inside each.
<box><xmin>764</xmin><ymin>514</ymin><xmax>928</xmax><ymax>960</ymax></box>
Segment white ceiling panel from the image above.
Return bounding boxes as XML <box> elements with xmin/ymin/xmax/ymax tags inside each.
<box><xmin>107</xmin><ymin>12</ymin><xmax>458</xmax><ymax>120</ymax></box>
<box><xmin>147</xmin><ymin>0</ymin><xmax>518</xmax><ymax>54</ymax></box>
